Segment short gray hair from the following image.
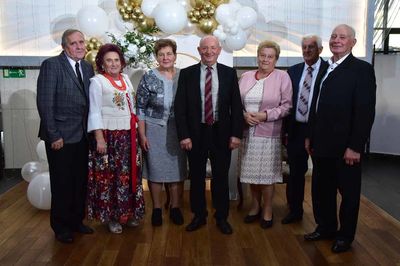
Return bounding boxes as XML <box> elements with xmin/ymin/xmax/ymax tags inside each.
<box><xmin>61</xmin><ymin>29</ymin><xmax>84</xmax><ymax>48</ymax></box>
<box><xmin>334</xmin><ymin>24</ymin><xmax>356</xmax><ymax>38</ymax></box>
<box><xmin>302</xmin><ymin>34</ymin><xmax>322</xmax><ymax>48</ymax></box>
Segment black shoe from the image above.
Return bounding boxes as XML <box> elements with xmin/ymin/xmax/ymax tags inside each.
<box><xmin>331</xmin><ymin>239</ymin><xmax>351</xmax><ymax>253</ymax></box>
<box><xmin>216</xmin><ymin>219</ymin><xmax>233</xmax><ymax>235</ymax></box>
<box><xmin>260</xmin><ymin>217</ymin><xmax>273</xmax><ymax>229</ymax></box>
<box><xmin>304</xmin><ymin>231</ymin><xmax>335</xmax><ymax>241</ymax></box>
<box><xmin>186</xmin><ymin>217</ymin><xmax>206</xmax><ymax>232</ymax></box>
<box><xmin>170</xmin><ymin>208</ymin><xmax>184</xmax><ymax>225</ymax></box>
<box><xmin>243</xmin><ymin>210</ymin><xmax>261</xmax><ymax>224</ymax></box>
<box><xmin>152</xmin><ymin>208</ymin><xmax>162</xmax><ymax>226</ymax></box>
<box><xmin>281</xmin><ymin>213</ymin><xmax>302</xmax><ymax>224</ymax></box>
<box><xmin>55</xmin><ymin>232</ymin><xmax>73</xmax><ymax>244</ymax></box>
<box><xmin>75</xmin><ymin>224</ymin><xmax>94</xmax><ymax>234</ymax></box>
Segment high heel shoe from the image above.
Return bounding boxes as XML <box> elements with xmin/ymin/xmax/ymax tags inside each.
<box><xmin>260</xmin><ymin>215</ymin><xmax>273</xmax><ymax>229</ymax></box>
<box><xmin>170</xmin><ymin>207</ymin><xmax>184</xmax><ymax>225</ymax></box>
<box><xmin>152</xmin><ymin>208</ymin><xmax>162</xmax><ymax>226</ymax></box>
<box><xmin>243</xmin><ymin>210</ymin><xmax>261</xmax><ymax>223</ymax></box>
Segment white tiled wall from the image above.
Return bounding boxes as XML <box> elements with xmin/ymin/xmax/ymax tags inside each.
<box><xmin>0</xmin><ymin>69</ymin><xmax>41</xmax><ymax>168</ymax></box>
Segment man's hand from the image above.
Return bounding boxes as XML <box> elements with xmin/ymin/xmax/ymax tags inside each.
<box><xmin>305</xmin><ymin>138</ymin><xmax>313</xmax><ymax>155</ymax></box>
<box><xmin>51</xmin><ymin>138</ymin><xmax>64</xmax><ymax>150</ymax></box>
<box><xmin>229</xmin><ymin>137</ymin><xmax>241</xmax><ymax>150</ymax></box>
<box><xmin>180</xmin><ymin>138</ymin><xmax>192</xmax><ymax>151</ymax></box>
<box><xmin>343</xmin><ymin>148</ymin><xmax>360</xmax><ymax>165</ymax></box>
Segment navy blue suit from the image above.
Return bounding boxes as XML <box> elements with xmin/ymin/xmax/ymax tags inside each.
<box><xmin>308</xmin><ymin>54</ymin><xmax>376</xmax><ymax>241</ymax></box>
<box><xmin>285</xmin><ymin>59</ymin><xmax>328</xmax><ymax>216</ymax></box>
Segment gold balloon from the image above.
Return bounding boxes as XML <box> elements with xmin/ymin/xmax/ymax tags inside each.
<box><xmin>199</xmin><ymin>18</ymin><xmax>218</xmax><ymax>34</ymax></box>
<box><xmin>137</xmin><ymin>18</ymin><xmax>156</xmax><ymax>33</ymax></box>
<box><xmin>137</xmin><ymin>14</ymin><xmax>145</xmax><ymax>22</ymax></box>
<box><xmin>204</xmin><ymin>3</ymin><xmax>213</xmax><ymax>11</ymax></box>
<box><xmin>126</xmin><ymin>6</ymin><xmax>134</xmax><ymax>14</ymax></box>
<box><xmin>133</xmin><ymin>6</ymin><xmax>142</xmax><ymax>16</ymax></box>
<box><xmin>190</xmin><ymin>0</ymin><xmax>206</xmax><ymax>8</ymax></box>
<box><xmin>122</xmin><ymin>13</ymin><xmax>131</xmax><ymax>21</ymax></box>
<box><xmin>207</xmin><ymin>9</ymin><xmax>215</xmax><ymax>16</ymax></box>
<box><xmin>193</xmin><ymin>10</ymin><xmax>201</xmax><ymax>19</ymax></box>
<box><xmin>85</xmin><ymin>50</ymin><xmax>98</xmax><ymax>70</ymax></box>
<box><xmin>128</xmin><ymin>0</ymin><xmax>142</xmax><ymax>6</ymax></box>
<box><xmin>209</xmin><ymin>0</ymin><xmax>229</xmax><ymax>7</ymax></box>
<box><xmin>200</xmin><ymin>9</ymin><xmax>208</xmax><ymax>18</ymax></box>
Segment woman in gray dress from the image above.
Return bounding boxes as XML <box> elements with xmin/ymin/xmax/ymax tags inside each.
<box><xmin>137</xmin><ymin>39</ymin><xmax>187</xmax><ymax>226</ymax></box>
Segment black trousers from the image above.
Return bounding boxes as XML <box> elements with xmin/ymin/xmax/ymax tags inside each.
<box><xmin>312</xmin><ymin>156</ymin><xmax>362</xmax><ymax>242</ymax></box>
<box><xmin>187</xmin><ymin>123</ymin><xmax>231</xmax><ymax>220</ymax></box>
<box><xmin>286</xmin><ymin>122</ymin><xmax>309</xmax><ymax>215</ymax></box>
<box><xmin>45</xmin><ymin>137</ymin><xmax>88</xmax><ymax>235</ymax></box>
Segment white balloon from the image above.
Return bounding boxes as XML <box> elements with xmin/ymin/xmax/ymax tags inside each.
<box><xmin>179</xmin><ymin>21</ymin><xmax>196</xmax><ymax>35</ymax></box>
<box><xmin>21</xmin><ymin>161</ymin><xmax>45</xmax><ymax>182</ymax></box>
<box><xmin>109</xmin><ymin>10</ymin><xmax>126</xmax><ymax>33</ymax></box>
<box><xmin>237</xmin><ymin>7</ymin><xmax>257</xmax><ymax>29</ymax></box>
<box><xmin>215</xmin><ymin>4</ymin><xmax>233</xmax><ymax>25</ymax></box>
<box><xmin>141</xmin><ymin>0</ymin><xmax>163</xmax><ymax>17</ymax></box>
<box><xmin>224</xmin><ymin>29</ymin><xmax>247</xmax><ymax>51</ymax></box>
<box><xmin>36</xmin><ymin>140</ymin><xmax>47</xmax><ymax>162</ymax></box>
<box><xmin>229</xmin><ymin>1</ymin><xmax>242</xmax><ymax>14</ymax></box>
<box><xmin>153</xmin><ymin>1</ymin><xmax>187</xmax><ymax>34</ymax></box>
<box><xmin>76</xmin><ymin>5</ymin><xmax>109</xmax><ymax>37</ymax></box>
<box><xmin>27</xmin><ymin>172</ymin><xmax>52</xmax><ymax>210</ymax></box>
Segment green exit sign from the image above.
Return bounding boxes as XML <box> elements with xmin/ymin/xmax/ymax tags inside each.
<box><xmin>3</xmin><ymin>68</ymin><xmax>26</xmax><ymax>78</ymax></box>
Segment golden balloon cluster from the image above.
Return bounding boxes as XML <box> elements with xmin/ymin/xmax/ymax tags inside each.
<box><xmin>188</xmin><ymin>0</ymin><xmax>228</xmax><ymax>34</ymax></box>
<box><xmin>116</xmin><ymin>0</ymin><xmax>157</xmax><ymax>33</ymax></box>
<box><xmin>85</xmin><ymin>38</ymin><xmax>103</xmax><ymax>70</ymax></box>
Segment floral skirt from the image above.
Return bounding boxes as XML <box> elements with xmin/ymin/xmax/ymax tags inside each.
<box><xmin>87</xmin><ymin>129</ymin><xmax>145</xmax><ymax>224</ymax></box>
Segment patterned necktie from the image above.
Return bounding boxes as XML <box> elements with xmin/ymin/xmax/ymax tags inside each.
<box><xmin>297</xmin><ymin>66</ymin><xmax>313</xmax><ymax>116</ymax></box>
<box><xmin>75</xmin><ymin>62</ymin><xmax>84</xmax><ymax>88</ymax></box>
<box><xmin>204</xmin><ymin>66</ymin><xmax>214</xmax><ymax>125</ymax></box>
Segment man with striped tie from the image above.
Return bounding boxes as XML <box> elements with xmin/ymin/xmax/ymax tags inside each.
<box><xmin>283</xmin><ymin>35</ymin><xmax>328</xmax><ymax>225</ymax></box>
<box><xmin>175</xmin><ymin>35</ymin><xmax>244</xmax><ymax>234</ymax></box>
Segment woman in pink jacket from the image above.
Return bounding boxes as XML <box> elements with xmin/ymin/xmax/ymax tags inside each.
<box><xmin>238</xmin><ymin>41</ymin><xmax>292</xmax><ymax>229</ymax></box>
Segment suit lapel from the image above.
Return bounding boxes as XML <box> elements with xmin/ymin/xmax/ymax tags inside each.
<box><xmin>323</xmin><ymin>54</ymin><xmax>354</xmax><ymax>83</ymax></box>
<box><xmin>193</xmin><ymin>63</ymin><xmax>202</xmax><ymax>110</ymax></box>
<box><xmin>59</xmin><ymin>52</ymin><xmax>88</xmax><ymax>99</ymax></box>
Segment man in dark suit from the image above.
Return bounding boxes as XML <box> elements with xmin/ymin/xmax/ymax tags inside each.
<box><xmin>304</xmin><ymin>24</ymin><xmax>376</xmax><ymax>253</ymax></box>
<box><xmin>174</xmin><ymin>35</ymin><xmax>243</xmax><ymax>234</ymax></box>
<box><xmin>282</xmin><ymin>35</ymin><xmax>328</xmax><ymax>224</ymax></box>
<box><xmin>37</xmin><ymin>29</ymin><xmax>95</xmax><ymax>243</ymax></box>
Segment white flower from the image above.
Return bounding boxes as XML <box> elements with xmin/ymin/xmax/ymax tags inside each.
<box><xmin>128</xmin><ymin>44</ymin><xmax>138</xmax><ymax>55</ymax></box>
<box><xmin>120</xmin><ymin>39</ymin><xmax>127</xmax><ymax>46</ymax></box>
<box><xmin>139</xmin><ymin>46</ymin><xmax>146</xmax><ymax>53</ymax></box>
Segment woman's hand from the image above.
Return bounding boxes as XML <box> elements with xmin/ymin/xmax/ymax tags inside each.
<box><xmin>244</xmin><ymin>112</ymin><xmax>260</xmax><ymax>126</ymax></box>
<box><xmin>139</xmin><ymin>135</ymin><xmax>150</xmax><ymax>152</ymax></box>
<box><xmin>96</xmin><ymin>140</ymin><xmax>107</xmax><ymax>154</ymax></box>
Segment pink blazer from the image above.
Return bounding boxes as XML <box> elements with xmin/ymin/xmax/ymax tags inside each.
<box><xmin>239</xmin><ymin>69</ymin><xmax>292</xmax><ymax>137</ymax></box>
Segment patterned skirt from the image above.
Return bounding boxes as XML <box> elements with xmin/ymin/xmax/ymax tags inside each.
<box><xmin>87</xmin><ymin>129</ymin><xmax>145</xmax><ymax>224</ymax></box>
<box><xmin>238</xmin><ymin>128</ymin><xmax>282</xmax><ymax>185</ymax></box>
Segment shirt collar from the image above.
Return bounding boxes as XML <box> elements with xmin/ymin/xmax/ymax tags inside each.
<box><xmin>328</xmin><ymin>52</ymin><xmax>350</xmax><ymax>67</ymax></box>
<box><xmin>201</xmin><ymin>62</ymin><xmax>217</xmax><ymax>71</ymax></box>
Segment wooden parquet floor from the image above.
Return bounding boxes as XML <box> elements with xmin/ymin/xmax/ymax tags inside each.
<box><xmin>1</xmin><ymin>178</ymin><xmax>400</xmax><ymax>266</ymax></box>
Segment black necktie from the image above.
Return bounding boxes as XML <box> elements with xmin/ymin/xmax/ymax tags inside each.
<box><xmin>75</xmin><ymin>62</ymin><xmax>84</xmax><ymax>88</ymax></box>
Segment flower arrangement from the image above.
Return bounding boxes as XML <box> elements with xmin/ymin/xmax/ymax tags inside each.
<box><xmin>108</xmin><ymin>30</ymin><xmax>157</xmax><ymax>69</ymax></box>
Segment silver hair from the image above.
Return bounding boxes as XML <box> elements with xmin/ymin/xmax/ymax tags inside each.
<box><xmin>301</xmin><ymin>34</ymin><xmax>323</xmax><ymax>48</ymax></box>
<box><xmin>334</xmin><ymin>24</ymin><xmax>356</xmax><ymax>38</ymax></box>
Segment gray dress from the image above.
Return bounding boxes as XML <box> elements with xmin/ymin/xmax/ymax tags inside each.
<box><xmin>138</xmin><ymin>68</ymin><xmax>187</xmax><ymax>182</ymax></box>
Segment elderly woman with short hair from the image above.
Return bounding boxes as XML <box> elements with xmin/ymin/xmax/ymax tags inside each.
<box><xmin>137</xmin><ymin>39</ymin><xmax>187</xmax><ymax>226</ymax></box>
<box><xmin>238</xmin><ymin>40</ymin><xmax>292</xmax><ymax>229</ymax></box>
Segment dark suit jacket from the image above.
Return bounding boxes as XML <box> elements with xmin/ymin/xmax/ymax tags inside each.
<box><xmin>285</xmin><ymin>58</ymin><xmax>328</xmax><ymax>138</ymax></box>
<box><xmin>308</xmin><ymin>54</ymin><xmax>376</xmax><ymax>157</ymax></box>
<box><xmin>174</xmin><ymin>63</ymin><xmax>243</xmax><ymax>147</ymax></box>
<box><xmin>37</xmin><ymin>51</ymin><xmax>94</xmax><ymax>144</ymax></box>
